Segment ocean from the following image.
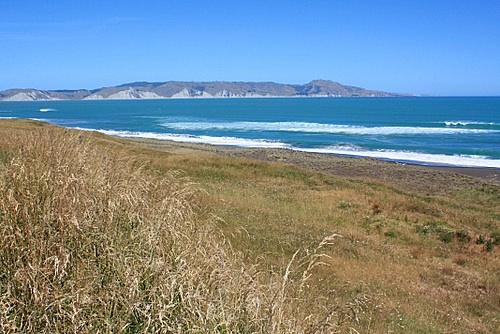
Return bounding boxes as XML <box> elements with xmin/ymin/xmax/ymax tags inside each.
<box><xmin>1</xmin><ymin>97</ymin><xmax>499</xmax><ymax>168</ymax></box>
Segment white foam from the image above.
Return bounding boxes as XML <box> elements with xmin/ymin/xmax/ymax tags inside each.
<box><xmin>95</xmin><ymin>129</ymin><xmax>291</xmax><ymax>149</ymax></box>
<box><xmin>445</xmin><ymin>120</ymin><xmax>497</xmax><ymax>127</ymax></box>
<box><xmin>444</xmin><ymin>121</ymin><xmax>500</xmax><ymax>127</ymax></box>
<box><xmin>161</xmin><ymin>121</ymin><xmax>498</xmax><ymax>135</ymax></box>
<box><xmin>39</xmin><ymin>108</ymin><xmax>57</xmax><ymax>112</ymax></box>
<box><xmin>299</xmin><ymin>146</ymin><xmax>500</xmax><ymax>168</ymax></box>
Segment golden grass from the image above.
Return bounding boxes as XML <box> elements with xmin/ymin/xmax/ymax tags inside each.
<box><xmin>129</xmin><ymin>133</ymin><xmax>499</xmax><ymax>333</ymax></box>
<box><xmin>0</xmin><ymin>119</ymin><xmax>499</xmax><ymax>333</ymax></box>
<box><xmin>0</xmin><ymin>120</ymin><xmax>366</xmax><ymax>333</ymax></box>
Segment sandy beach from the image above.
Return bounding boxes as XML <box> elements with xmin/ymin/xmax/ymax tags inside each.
<box><xmin>125</xmin><ymin>137</ymin><xmax>500</xmax><ymax>195</ymax></box>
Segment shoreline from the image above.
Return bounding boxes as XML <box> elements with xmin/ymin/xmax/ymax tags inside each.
<box><xmin>124</xmin><ymin>137</ymin><xmax>500</xmax><ymax>195</ymax></box>
<box><xmin>424</xmin><ymin>165</ymin><xmax>500</xmax><ymax>182</ymax></box>
<box><xmin>97</xmin><ymin>129</ymin><xmax>500</xmax><ymax>169</ymax></box>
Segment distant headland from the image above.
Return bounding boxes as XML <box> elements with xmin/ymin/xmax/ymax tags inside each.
<box><xmin>0</xmin><ymin>80</ymin><xmax>405</xmax><ymax>101</ymax></box>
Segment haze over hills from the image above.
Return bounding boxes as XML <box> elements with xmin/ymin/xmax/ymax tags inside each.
<box><xmin>0</xmin><ymin>80</ymin><xmax>404</xmax><ymax>101</ymax></box>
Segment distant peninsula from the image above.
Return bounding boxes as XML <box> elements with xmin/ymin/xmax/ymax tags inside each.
<box><xmin>0</xmin><ymin>80</ymin><xmax>404</xmax><ymax>101</ymax></box>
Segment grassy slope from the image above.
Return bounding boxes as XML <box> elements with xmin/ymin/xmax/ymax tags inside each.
<box><xmin>145</xmin><ymin>142</ymin><xmax>500</xmax><ymax>333</ymax></box>
<box><xmin>1</xmin><ymin>119</ymin><xmax>498</xmax><ymax>333</ymax></box>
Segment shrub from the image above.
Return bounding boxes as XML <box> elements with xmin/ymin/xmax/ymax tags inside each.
<box><xmin>486</xmin><ymin>239</ymin><xmax>494</xmax><ymax>252</ymax></box>
<box><xmin>384</xmin><ymin>228</ymin><xmax>397</xmax><ymax>238</ymax></box>
<box><xmin>438</xmin><ymin>229</ymin><xmax>454</xmax><ymax>243</ymax></box>
<box><xmin>455</xmin><ymin>230</ymin><xmax>470</xmax><ymax>243</ymax></box>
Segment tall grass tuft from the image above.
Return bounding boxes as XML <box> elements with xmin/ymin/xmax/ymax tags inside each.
<box><xmin>0</xmin><ymin>128</ymin><xmax>355</xmax><ymax>333</ymax></box>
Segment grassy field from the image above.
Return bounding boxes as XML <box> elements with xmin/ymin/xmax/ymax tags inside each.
<box><xmin>0</xmin><ymin>119</ymin><xmax>498</xmax><ymax>333</ymax></box>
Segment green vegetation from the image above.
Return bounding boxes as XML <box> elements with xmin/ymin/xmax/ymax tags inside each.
<box><xmin>0</xmin><ymin>119</ymin><xmax>499</xmax><ymax>333</ymax></box>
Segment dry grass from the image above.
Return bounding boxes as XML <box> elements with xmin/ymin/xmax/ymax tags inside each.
<box><xmin>0</xmin><ymin>119</ymin><xmax>499</xmax><ymax>333</ymax></box>
<box><xmin>0</xmin><ymin>120</ymin><xmax>365</xmax><ymax>333</ymax></box>
<box><xmin>128</xmin><ymin>134</ymin><xmax>499</xmax><ymax>333</ymax></box>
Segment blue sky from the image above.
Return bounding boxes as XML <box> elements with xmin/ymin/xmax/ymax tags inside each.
<box><xmin>1</xmin><ymin>0</ymin><xmax>499</xmax><ymax>95</ymax></box>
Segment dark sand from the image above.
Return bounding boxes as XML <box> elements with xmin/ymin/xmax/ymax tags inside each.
<box><xmin>125</xmin><ymin>138</ymin><xmax>500</xmax><ymax>195</ymax></box>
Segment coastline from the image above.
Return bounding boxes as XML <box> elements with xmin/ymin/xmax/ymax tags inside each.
<box><xmin>424</xmin><ymin>165</ymin><xmax>500</xmax><ymax>183</ymax></box>
<box><xmin>124</xmin><ymin>137</ymin><xmax>500</xmax><ymax>195</ymax></box>
<box><xmin>2</xmin><ymin>97</ymin><xmax>499</xmax><ymax>170</ymax></box>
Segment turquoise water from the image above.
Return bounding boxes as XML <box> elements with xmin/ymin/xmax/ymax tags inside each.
<box><xmin>1</xmin><ymin>97</ymin><xmax>499</xmax><ymax>167</ymax></box>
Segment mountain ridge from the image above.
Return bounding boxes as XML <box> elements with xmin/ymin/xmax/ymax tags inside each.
<box><xmin>0</xmin><ymin>80</ymin><xmax>404</xmax><ymax>101</ymax></box>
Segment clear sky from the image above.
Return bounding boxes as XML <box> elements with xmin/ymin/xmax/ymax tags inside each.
<box><xmin>1</xmin><ymin>0</ymin><xmax>499</xmax><ymax>95</ymax></box>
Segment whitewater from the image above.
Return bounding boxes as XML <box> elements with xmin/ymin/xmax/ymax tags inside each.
<box><xmin>1</xmin><ymin>97</ymin><xmax>499</xmax><ymax>168</ymax></box>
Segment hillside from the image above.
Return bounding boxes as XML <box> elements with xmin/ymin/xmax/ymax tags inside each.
<box><xmin>0</xmin><ymin>79</ymin><xmax>402</xmax><ymax>101</ymax></box>
<box><xmin>0</xmin><ymin>119</ymin><xmax>498</xmax><ymax>333</ymax></box>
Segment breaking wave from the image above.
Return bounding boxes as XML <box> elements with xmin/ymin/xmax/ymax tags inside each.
<box><xmin>161</xmin><ymin>121</ymin><xmax>499</xmax><ymax>135</ymax></box>
<box><xmin>89</xmin><ymin>129</ymin><xmax>291</xmax><ymax>149</ymax></box>
<box><xmin>444</xmin><ymin>121</ymin><xmax>499</xmax><ymax>128</ymax></box>
<box><xmin>445</xmin><ymin>121</ymin><xmax>496</xmax><ymax>126</ymax></box>
<box><xmin>300</xmin><ymin>146</ymin><xmax>500</xmax><ymax>168</ymax></box>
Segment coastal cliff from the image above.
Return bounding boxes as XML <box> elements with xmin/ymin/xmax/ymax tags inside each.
<box><xmin>0</xmin><ymin>80</ymin><xmax>402</xmax><ymax>101</ymax></box>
